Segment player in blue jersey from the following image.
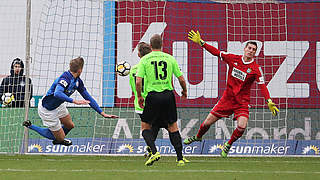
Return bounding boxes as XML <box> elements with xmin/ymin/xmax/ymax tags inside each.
<box><xmin>23</xmin><ymin>57</ymin><xmax>118</xmax><ymax>146</ymax></box>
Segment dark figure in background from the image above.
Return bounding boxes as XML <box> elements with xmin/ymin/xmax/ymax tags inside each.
<box><xmin>0</xmin><ymin>58</ymin><xmax>33</xmax><ymax>107</ymax></box>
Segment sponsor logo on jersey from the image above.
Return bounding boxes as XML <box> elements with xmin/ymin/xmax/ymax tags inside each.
<box><xmin>259</xmin><ymin>76</ymin><xmax>265</xmax><ymax>84</ymax></box>
<box><xmin>231</xmin><ymin>67</ymin><xmax>247</xmax><ymax>81</ymax></box>
<box><xmin>67</xmin><ymin>89</ymin><xmax>76</xmax><ymax>94</ymax></box>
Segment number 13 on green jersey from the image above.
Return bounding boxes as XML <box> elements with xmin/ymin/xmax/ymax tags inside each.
<box><xmin>136</xmin><ymin>51</ymin><xmax>183</xmax><ymax>93</ymax></box>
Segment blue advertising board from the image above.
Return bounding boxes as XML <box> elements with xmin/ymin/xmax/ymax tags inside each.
<box><xmin>202</xmin><ymin>139</ymin><xmax>296</xmax><ymax>156</ymax></box>
<box><xmin>26</xmin><ymin>138</ymin><xmax>319</xmax><ymax>156</ymax></box>
<box><xmin>296</xmin><ymin>140</ymin><xmax>320</xmax><ymax>155</ymax></box>
<box><xmin>26</xmin><ymin>138</ymin><xmax>112</xmax><ymax>154</ymax></box>
<box><xmin>111</xmin><ymin>139</ymin><xmax>203</xmax><ymax>155</ymax></box>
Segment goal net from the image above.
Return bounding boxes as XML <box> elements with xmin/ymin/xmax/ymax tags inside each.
<box><xmin>219</xmin><ymin>2</ymin><xmax>288</xmax><ymax>154</ymax></box>
<box><xmin>26</xmin><ymin>0</ymin><xmax>168</xmax><ymax>154</ymax></box>
<box><xmin>1</xmin><ymin>0</ymin><xmax>319</xmax><ymax>156</ymax></box>
<box><xmin>0</xmin><ymin>1</ymin><xmax>30</xmax><ymax>153</ymax></box>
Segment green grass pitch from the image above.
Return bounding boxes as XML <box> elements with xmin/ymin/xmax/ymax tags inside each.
<box><xmin>0</xmin><ymin>155</ymin><xmax>318</xmax><ymax>180</ymax></box>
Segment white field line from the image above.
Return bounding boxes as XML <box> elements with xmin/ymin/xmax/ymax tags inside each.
<box><xmin>1</xmin><ymin>158</ymin><xmax>320</xmax><ymax>164</ymax></box>
<box><xmin>0</xmin><ymin>168</ymin><xmax>319</xmax><ymax>174</ymax></box>
<box><xmin>0</xmin><ymin>157</ymin><xmax>320</xmax><ymax>164</ymax></box>
<box><xmin>17</xmin><ymin>153</ymin><xmax>320</xmax><ymax>157</ymax></box>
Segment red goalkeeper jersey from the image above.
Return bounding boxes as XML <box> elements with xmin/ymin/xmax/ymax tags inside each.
<box><xmin>203</xmin><ymin>43</ymin><xmax>270</xmax><ymax>105</ymax></box>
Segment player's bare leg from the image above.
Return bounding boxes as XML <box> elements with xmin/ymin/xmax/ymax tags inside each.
<box><xmin>184</xmin><ymin>113</ymin><xmax>219</xmax><ymax>145</ymax></box>
<box><xmin>50</xmin><ymin>114</ymin><xmax>74</xmax><ymax>146</ymax></box>
<box><xmin>221</xmin><ymin>116</ymin><xmax>248</xmax><ymax>157</ymax></box>
<box><xmin>60</xmin><ymin>114</ymin><xmax>75</xmax><ymax>135</ymax></box>
<box><xmin>51</xmin><ymin>128</ymin><xmax>65</xmax><ymax>142</ymax></box>
<box><xmin>60</xmin><ymin>114</ymin><xmax>74</xmax><ymax>129</ymax></box>
<box><xmin>51</xmin><ymin>128</ymin><xmax>72</xmax><ymax>146</ymax></box>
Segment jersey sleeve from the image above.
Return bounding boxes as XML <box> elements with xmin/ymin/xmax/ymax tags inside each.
<box><xmin>129</xmin><ymin>65</ymin><xmax>138</xmax><ymax>93</ymax></box>
<box><xmin>58</xmin><ymin>77</ymin><xmax>69</xmax><ymax>89</ymax></box>
<box><xmin>54</xmin><ymin>84</ymin><xmax>73</xmax><ymax>103</ymax></box>
<box><xmin>203</xmin><ymin>43</ymin><xmax>233</xmax><ymax>64</ymax></box>
<box><xmin>54</xmin><ymin>77</ymin><xmax>73</xmax><ymax>102</ymax></box>
<box><xmin>172</xmin><ymin>58</ymin><xmax>183</xmax><ymax>78</ymax></box>
<box><xmin>256</xmin><ymin>66</ymin><xmax>271</xmax><ymax>100</ymax></box>
<box><xmin>219</xmin><ymin>51</ymin><xmax>235</xmax><ymax>64</ymax></box>
<box><xmin>256</xmin><ymin>66</ymin><xmax>265</xmax><ymax>85</ymax></box>
<box><xmin>79</xmin><ymin>89</ymin><xmax>103</xmax><ymax>114</ymax></box>
<box><xmin>136</xmin><ymin>60</ymin><xmax>145</xmax><ymax>78</ymax></box>
<box><xmin>77</xmin><ymin>79</ymin><xmax>103</xmax><ymax>114</ymax></box>
<box><xmin>203</xmin><ymin>43</ymin><xmax>220</xmax><ymax>56</ymax></box>
<box><xmin>77</xmin><ymin>78</ymin><xmax>86</xmax><ymax>94</ymax></box>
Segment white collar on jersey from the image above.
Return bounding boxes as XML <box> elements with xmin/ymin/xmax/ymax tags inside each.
<box><xmin>242</xmin><ymin>56</ymin><xmax>254</xmax><ymax>64</ymax></box>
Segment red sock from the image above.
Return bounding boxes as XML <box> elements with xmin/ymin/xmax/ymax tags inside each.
<box><xmin>196</xmin><ymin>121</ymin><xmax>210</xmax><ymax>138</ymax></box>
<box><xmin>228</xmin><ymin>126</ymin><xmax>245</xmax><ymax>145</ymax></box>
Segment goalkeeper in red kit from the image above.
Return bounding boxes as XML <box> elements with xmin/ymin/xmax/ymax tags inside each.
<box><xmin>184</xmin><ymin>30</ymin><xmax>279</xmax><ymax>157</ymax></box>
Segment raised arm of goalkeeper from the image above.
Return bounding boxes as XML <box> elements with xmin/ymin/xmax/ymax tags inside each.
<box><xmin>188</xmin><ymin>30</ymin><xmax>221</xmax><ymax>56</ymax></box>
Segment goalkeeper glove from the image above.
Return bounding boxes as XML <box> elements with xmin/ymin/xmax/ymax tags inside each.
<box><xmin>267</xmin><ymin>99</ymin><xmax>279</xmax><ymax>116</ymax></box>
<box><xmin>188</xmin><ymin>30</ymin><xmax>205</xmax><ymax>46</ymax></box>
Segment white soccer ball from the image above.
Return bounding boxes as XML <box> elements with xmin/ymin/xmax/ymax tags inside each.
<box><xmin>116</xmin><ymin>61</ymin><xmax>131</xmax><ymax>76</ymax></box>
<box><xmin>1</xmin><ymin>92</ymin><xmax>14</xmax><ymax>106</ymax></box>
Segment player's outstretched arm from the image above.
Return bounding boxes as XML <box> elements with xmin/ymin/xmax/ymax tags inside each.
<box><xmin>178</xmin><ymin>75</ymin><xmax>187</xmax><ymax>99</ymax></box>
<box><xmin>78</xmin><ymin>89</ymin><xmax>118</xmax><ymax>118</ymax></box>
<box><xmin>73</xmin><ymin>99</ymin><xmax>90</xmax><ymax>105</ymax></box>
<box><xmin>136</xmin><ymin>76</ymin><xmax>144</xmax><ymax>108</ymax></box>
<box><xmin>267</xmin><ymin>99</ymin><xmax>279</xmax><ymax>116</ymax></box>
<box><xmin>188</xmin><ymin>30</ymin><xmax>221</xmax><ymax>57</ymax></box>
<box><xmin>257</xmin><ymin>77</ymin><xmax>279</xmax><ymax>116</ymax></box>
<box><xmin>101</xmin><ymin>112</ymin><xmax>118</xmax><ymax>118</ymax></box>
<box><xmin>188</xmin><ymin>30</ymin><xmax>205</xmax><ymax>46</ymax></box>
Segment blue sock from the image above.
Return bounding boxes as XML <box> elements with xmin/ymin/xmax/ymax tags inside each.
<box><xmin>29</xmin><ymin>125</ymin><xmax>55</xmax><ymax>140</ymax></box>
<box><xmin>62</xmin><ymin>125</ymin><xmax>71</xmax><ymax>135</ymax></box>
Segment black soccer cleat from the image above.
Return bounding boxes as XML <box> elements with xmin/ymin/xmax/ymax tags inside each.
<box><xmin>22</xmin><ymin>120</ymin><xmax>32</xmax><ymax>127</ymax></box>
<box><xmin>52</xmin><ymin>139</ymin><xmax>72</xmax><ymax>146</ymax></box>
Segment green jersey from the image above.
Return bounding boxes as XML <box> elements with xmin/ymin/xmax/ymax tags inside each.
<box><xmin>129</xmin><ymin>63</ymin><xmax>147</xmax><ymax>113</ymax></box>
<box><xmin>136</xmin><ymin>51</ymin><xmax>183</xmax><ymax>93</ymax></box>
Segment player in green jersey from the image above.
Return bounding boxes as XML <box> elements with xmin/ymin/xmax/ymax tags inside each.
<box><xmin>129</xmin><ymin>42</ymin><xmax>151</xmax><ymax>114</ymax></box>
<box><xmin>129</xmin><ymin>42</ymin><xmax>160</xmax><ymax>158</ymax></box>
<box><xmin>136</xmin><ymin>34</ymin><xmax>188</xmax><ymax>166</ymax></box>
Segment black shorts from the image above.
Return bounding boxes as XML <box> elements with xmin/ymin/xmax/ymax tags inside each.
<box><xmin>138</xmin><ymin>113</ymin><xmax>145</xmax><ymax>122</ymax></box>
<box><xmin>142</xmin><ymin>90</ymin><xmax>177</xmax><ymax>128</ymax></box>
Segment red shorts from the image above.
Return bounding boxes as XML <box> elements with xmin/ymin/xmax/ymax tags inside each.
<box><xmin>210</xmin><ymin>96</ymin><xmax>249</xmax><ymax>120</ymax></box>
